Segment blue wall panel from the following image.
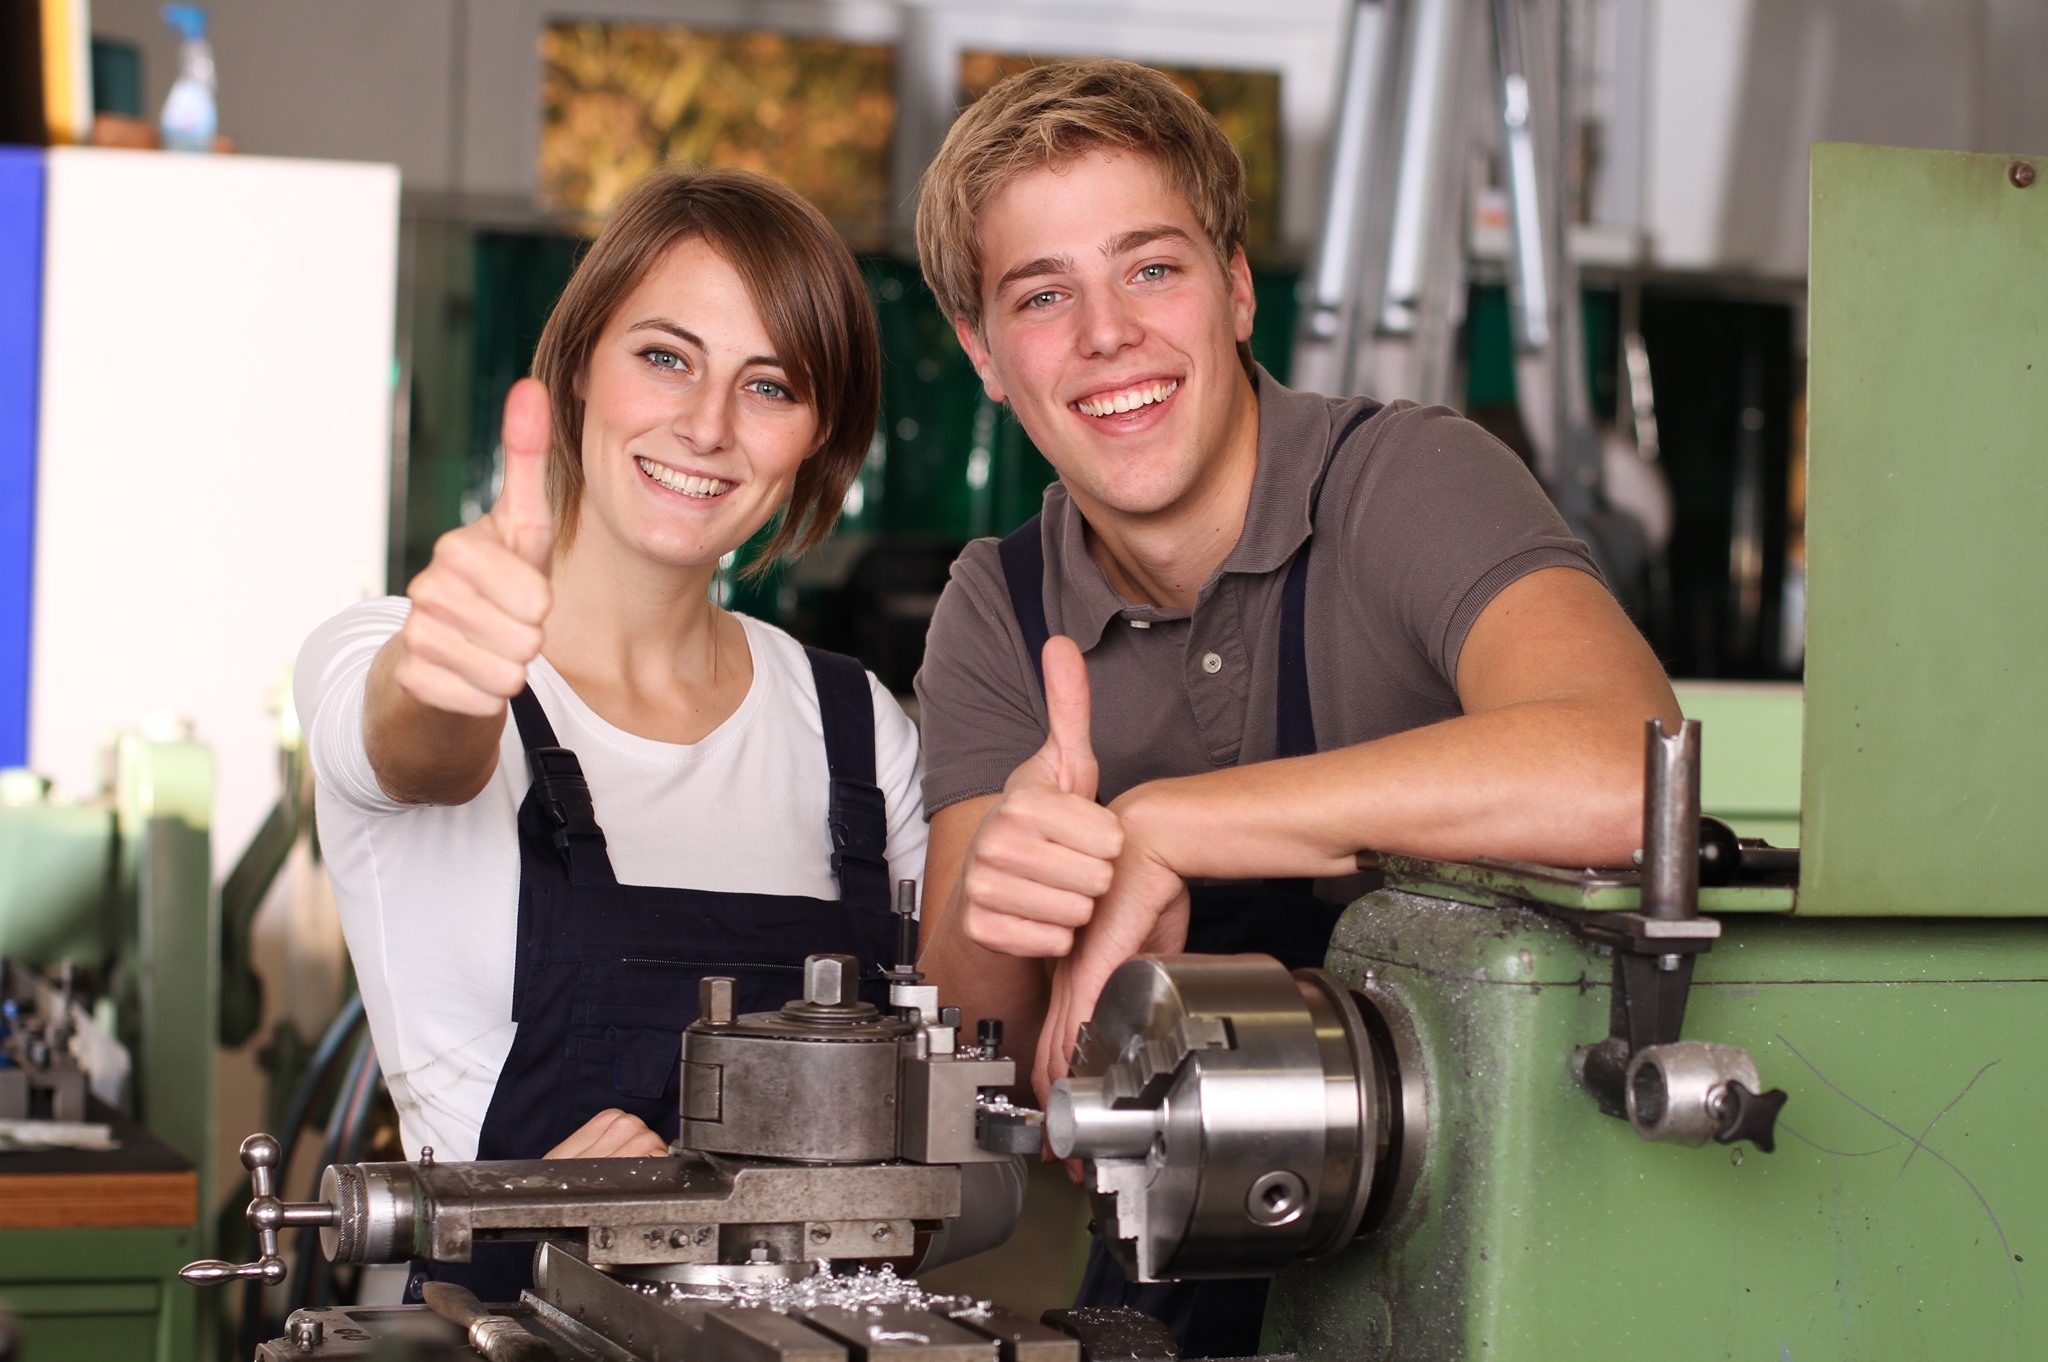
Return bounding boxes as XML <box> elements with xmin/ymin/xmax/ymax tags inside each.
<box><xmin>0</xmin><ymin>147</ymin><xmax>44</xmax><ymax>768</ymax></box>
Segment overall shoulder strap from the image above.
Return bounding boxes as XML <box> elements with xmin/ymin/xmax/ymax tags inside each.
<box><xmin>1274</xmin><ymin>400</ymin><xmax>1383</xmax><ymax>762</ymax></box>
<box><xmin>1275</xmin><ymin>548</ymin><xmax>1316</xmax><ymax>760</ymax></box>
<box><xmin>997</xmin><ymin>514</ymin><xmax>1050</xmax><ymax>698</ymax></box>
<box><xmin>804</xmin><ymin>646</ymin><xmax>891</xmax><ymax>912</ymax></box>
<box><xmin>510</xmin><ymin>687</ymin><xmax>616</xmax><ymax>886</ymax></box>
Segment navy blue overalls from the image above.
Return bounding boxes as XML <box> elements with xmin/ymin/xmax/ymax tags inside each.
<box><xmin>998</xmin><ymin>507</ymin><xmax>1349</xmax><ymax>1358</ymax></box>
<box><xmin>406</xmin><ymin>647</ymin><xmax>897</xmax><ymax>1305</ymax></box>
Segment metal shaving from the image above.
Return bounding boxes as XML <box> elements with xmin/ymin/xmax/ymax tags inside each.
<box><xmin>636</xmin><ymin>1263</ymin><xmax>991</xmax><ymax>1318</ymax></box>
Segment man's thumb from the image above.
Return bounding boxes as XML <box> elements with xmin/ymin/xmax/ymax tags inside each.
<box><xmin>1041</xmin><ymin>636</ymin><xmax>1097</xmax><ymax>800</ymax></box>
<box><xmin>494</xmin><ymin>378</ymin><xmax>555</xmax><ymax>572</ymax></box>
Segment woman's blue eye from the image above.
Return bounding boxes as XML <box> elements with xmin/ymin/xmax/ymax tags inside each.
<box><xmin>747</xmin><ymin>378</ymin><xmax>795</xmax><ymax>402</ymax></box>
<box><xmin>643</xmin><ymin>348</ymin><xmax>685</xmax><ymax>371</ymax></box>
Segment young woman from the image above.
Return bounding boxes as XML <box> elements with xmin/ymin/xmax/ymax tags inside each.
<box><xmin>294</xmin><ymin>168</ymin><xmax>921</xmax><ymax>1299</ymax></box>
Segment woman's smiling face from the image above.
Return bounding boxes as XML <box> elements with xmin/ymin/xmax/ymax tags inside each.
<box><xmin>573</xmin><ymin>235</ymin><xmax>820</xmax><ymax>571</ymax></box>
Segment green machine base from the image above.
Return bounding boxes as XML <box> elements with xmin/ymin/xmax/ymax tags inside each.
<box><xmin>1265</xmin><ymin>883</ymin><xmax>2046</xmax><ymax>1361</ymax></box>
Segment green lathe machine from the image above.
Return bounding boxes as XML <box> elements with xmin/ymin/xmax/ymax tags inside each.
<box><xmin>1046</xmin><ymin>143</ymin><xmax>2047</xmax><ymax>1361</ymax></box>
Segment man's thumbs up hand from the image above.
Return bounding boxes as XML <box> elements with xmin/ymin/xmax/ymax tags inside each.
<box><xmin>954</xmin><ymin>637</ymin><xmax>1125</xmax><ymax>958</ymax></box>
<box><xmin>389</xmin><ymin>379</ymin><xmax>558</xmax><ymax>718</ymax></box>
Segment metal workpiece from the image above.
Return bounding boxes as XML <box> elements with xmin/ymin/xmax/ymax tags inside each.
<box><xmin>1051</xmin><ymin>956</ymin><xmax>1415</xmax><ymax>1282</ymax></box>
<box><xmin>1640</xmin><ymin>718</ymin><xmax>1703</xmax><ymax>921</ymax></box>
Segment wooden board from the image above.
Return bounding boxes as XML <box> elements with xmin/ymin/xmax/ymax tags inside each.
<box><xmin>0</xmin><ymin>1169</ymin><xmax>196</xmax><ymax>1228</ymax></box>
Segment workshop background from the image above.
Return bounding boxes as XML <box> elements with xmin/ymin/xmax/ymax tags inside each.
<box><xmin>1</xmin><ymin>1</ymin><xmax>2045</xmax><ymax>1359</ymax></box>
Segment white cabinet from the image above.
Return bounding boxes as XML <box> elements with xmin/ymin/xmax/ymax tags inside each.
<box><xmin>32</xmin><ymin>148</ymin><xmax>398</xmax><ymax>873</ymax></box>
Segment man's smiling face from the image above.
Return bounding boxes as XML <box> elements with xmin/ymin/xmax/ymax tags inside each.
<box><xmin>956</xmin><ymin>148</ymin><xmax>1259</xmax><ymax>530</ymax></box>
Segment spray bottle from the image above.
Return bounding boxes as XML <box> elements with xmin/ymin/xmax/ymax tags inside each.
<box><xmin>158</xmin><ymin>5</ymin><xmax>216</xmax><ymax>153</ymax></box>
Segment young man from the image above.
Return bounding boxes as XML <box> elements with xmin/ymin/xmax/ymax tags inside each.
<box><xmin>910</xmin><ymin>60</ymin><xmax>1676</xmax><ymax>1349</ymax></box>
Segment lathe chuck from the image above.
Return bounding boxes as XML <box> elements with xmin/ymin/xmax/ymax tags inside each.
<box><xmin>1049</xmin><ymin>956</ymin><xmax>1421</xmax><ymax>1283</ymax></box>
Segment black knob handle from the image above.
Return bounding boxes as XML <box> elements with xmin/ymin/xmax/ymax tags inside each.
<box><xmin>1697</xmin><ymin>816</ymin><xmax>1742</xmax><ymax>885</ymax></box>
<box><xmin>1711</xmin><ymin>1081</ymin><xmax>1788</xmax><ymax>1152</ymax></box>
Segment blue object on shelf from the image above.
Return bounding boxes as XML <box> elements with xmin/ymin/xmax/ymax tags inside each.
<box><xmin>159</xmin><ymin>5</ymin><xmax>217</xmax><ymax>153</ymax></box>
<box><xmin>0</xmin><ymin>147</ymin><xmax>43</xmax><ymax>769</ymax></box>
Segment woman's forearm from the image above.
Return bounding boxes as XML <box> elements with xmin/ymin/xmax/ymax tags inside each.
<box><xmin>363</xmin><ymin>632</ymin><xmax>508</xmax><ymax>805</ymax></box>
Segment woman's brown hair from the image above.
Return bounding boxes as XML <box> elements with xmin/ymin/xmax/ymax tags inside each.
<box><xmin>531</xmin><ymin>166</ymin><xmax>880</xmax><ymax>566</ymax></box>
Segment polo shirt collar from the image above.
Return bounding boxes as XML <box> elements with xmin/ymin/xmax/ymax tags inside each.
<box><xmin>1037</xmin><ymin>366</ymin><xmax>1334</xmax><ymax>655</ymax></box>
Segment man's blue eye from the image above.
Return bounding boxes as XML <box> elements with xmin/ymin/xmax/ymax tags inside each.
<box><xmin>1027</xmin><ymin>291</ymin><xmax>1060</xmax><ymax>309</ymax></box>
<box><xmin>1137</xmin><ymin>264</ymin><xmax>1170</xmax><ymax>282</ymax></box>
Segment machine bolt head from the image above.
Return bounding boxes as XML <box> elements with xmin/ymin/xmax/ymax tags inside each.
<box><xmin>803</xmin><ymin>955</ymin><xmax>861</xmax><ymax>1007</ymax></box>
<box><xmin>669</xmin><ymin>1228</ymin><xmax>692</xmax><ymax>1249</ymax></box>
<box><xmin>871</xmin><ymin>1222</ymin><xmax>893</xmax><ymax>1242</ymax></box>
<box><xmin>700</xmin><ymin>977</ymin><xmax>737</xmax><ymax>1026</ymax></box>
<box><xmin>290</xmin><ymin>1314</ymin><xmax>324</xmax><ymax>1351</ymax></box>
<box><xmin>2012</xmin><ymin>160</ymin><xmax>2037</xmax><ymax>189</ymax></box>
<box><xmin>809</xmin><ymin>1223</ymin><xmax>832</xmax><ymax>1244</ymax></box>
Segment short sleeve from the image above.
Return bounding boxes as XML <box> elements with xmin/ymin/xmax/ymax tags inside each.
<box><xmin>912</xmin><ymin>540</ymin><xmax>1047</xmax><ymax>818</ymax></box>
<box><xmin>1332</xmin><ymin>404</ymin><xmax>1600</xmax><ymax>685</ymax></box>
<box><xmin>294</xmin><ymin>596</ymin><xmax>415</xmax><ymax>815</ymax></box>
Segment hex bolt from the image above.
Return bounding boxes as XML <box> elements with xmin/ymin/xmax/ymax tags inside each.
<box><xmin>670</xmin><ymin>1228</ymin><xmax>693</xmax><ymax>1249</ymax></box>
<box><xmin>1656</xmin><ymin>953</ymin><xmax>1682</xmax><ymax>972</ymax></box>
<box><xmin>290</xmin><ymin>1315</ymin><xmax>324</xmax><ymax>1352</ymax></box>
<box><xmin>2012</xmin><ymin>161</ymin><xmax>2037</xmax><ymax>189</ymax></box>
<box><xmin>803</xmin><ymin>954</ymin><xmax>861</xmax><ymax>1007</ymax></box>
<box><xmin>700</xmin><ymin>977</ymin><xmax>737</xmax><ymax>1026</ymax></box>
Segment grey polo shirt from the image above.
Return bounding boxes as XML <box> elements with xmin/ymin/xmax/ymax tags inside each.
<box><xmin>914</xmin><ymin>369</ymin><xmax>1599</xmax><ymax>816</ymax></box>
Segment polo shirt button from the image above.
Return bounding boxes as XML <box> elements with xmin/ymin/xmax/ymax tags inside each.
<box><xmin>1201</xmin><ymin>652</ymin><xmax>1223</xmax><ymax>674</ymax></box>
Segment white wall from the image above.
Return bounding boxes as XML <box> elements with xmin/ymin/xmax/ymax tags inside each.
<box><xmin>32</xmin><ymin>149</ymin><xmax>396</xmax><ymax>874</ymax></box>
<box><xmin>1646</xmin><ymin>0</ymin><xmax>2048</xmax><ymax>278</ymax></box>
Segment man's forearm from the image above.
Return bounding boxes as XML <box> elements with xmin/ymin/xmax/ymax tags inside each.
<box><xmin>1115</xmin><ymin>692</ymin><xmax>1664</xmax><ymax>882</ymax></box>
<box><xmin>1115</xmin><ymin>566</ymin><xmax>1680</xmax><ymax>882</ymax></box>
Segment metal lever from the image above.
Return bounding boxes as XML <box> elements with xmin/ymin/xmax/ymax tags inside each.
<box><xmin>179</xmin><ymin>1132</ymin><xmax>337</xmax><ymax>1285</ymax></box>
<box><xmin>421</xmin><ymin>1281</ymin><xmax>555</xmax><ymax>1361</ymax></box>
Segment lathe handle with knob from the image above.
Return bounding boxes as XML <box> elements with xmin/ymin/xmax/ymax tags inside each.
<box><xmin>1711</xmin><ymin>1080</ymin><xmax>1789</xmax><ymax>1153</ymax></box>
<box><xmin>179</xmin><ymin>1132</ymin><xmax>337</xmax><ymax>1286</ymax></box>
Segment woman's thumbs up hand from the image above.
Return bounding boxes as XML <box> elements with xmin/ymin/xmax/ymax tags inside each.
<box><xmin>390</xmin><ymin>379</ymin><xmax>558</xmax><ymax>718</ymax></box>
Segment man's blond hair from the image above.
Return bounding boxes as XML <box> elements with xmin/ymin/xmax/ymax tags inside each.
<box><xmin>915</xmin><ymin>59</ymin><xmax>1251</xmax><ymax>338</ymax></box>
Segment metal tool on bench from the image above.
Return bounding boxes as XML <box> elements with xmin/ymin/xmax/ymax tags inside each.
<box><xmin>183</xmin><ymin>894</ymin><xmax>1078</xmax><ymax>1360</ymax></box>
